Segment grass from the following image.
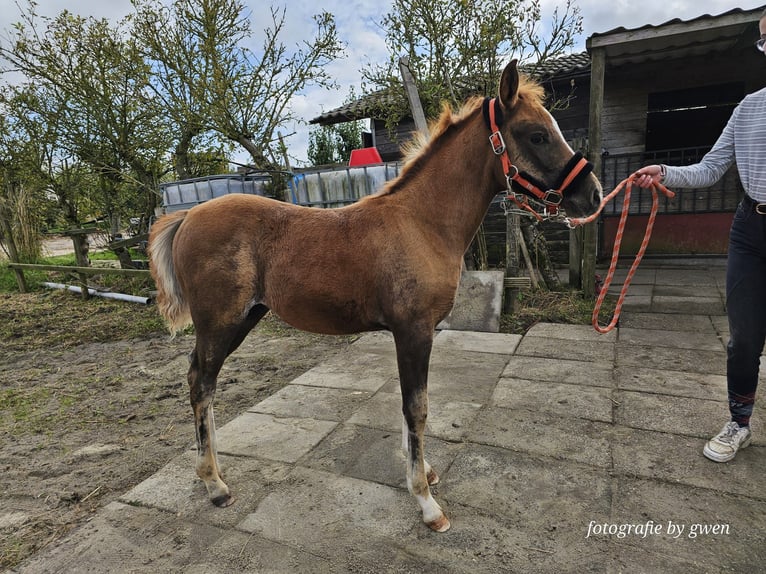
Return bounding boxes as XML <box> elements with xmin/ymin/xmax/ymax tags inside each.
<box><xmin>502</xmin><ymin>288</ymin><xmax>612</xmax><ymax>333</ymax></box>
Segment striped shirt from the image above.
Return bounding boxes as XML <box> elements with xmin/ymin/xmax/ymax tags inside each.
<box><xmin>663</xmin><ymin>86</ymin><xmax>766</xmax><ymax>202</ymax></box>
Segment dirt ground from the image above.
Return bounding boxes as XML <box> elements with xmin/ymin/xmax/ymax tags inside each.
<box><xmin>0</xmin><ymin>291</ymin><xmax>354</xmax><ymax>570</ymax></box>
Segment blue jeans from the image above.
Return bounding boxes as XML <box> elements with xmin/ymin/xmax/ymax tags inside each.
<box><xmin>725</xmin><ymin>195</ymin><xmax>766</xmax><ymax>426</ymax></box>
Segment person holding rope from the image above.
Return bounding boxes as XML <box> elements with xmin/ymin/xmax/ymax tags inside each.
<box><xmin>633</xmin><ymin>8</ymin><xmax>766</xmax><ymax>463</ymax></box>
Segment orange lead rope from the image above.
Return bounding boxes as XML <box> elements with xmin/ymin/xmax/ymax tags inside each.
<box><xmin>567</xmin><ymin>176</ymin><xmax>675</xmax><ymax>334</ymax></box>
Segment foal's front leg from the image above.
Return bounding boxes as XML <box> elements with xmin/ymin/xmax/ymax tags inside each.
<box><xmin>395</xmin><ymin>329</ymin><xmax>450</xmax><ymax>532</ymax></box>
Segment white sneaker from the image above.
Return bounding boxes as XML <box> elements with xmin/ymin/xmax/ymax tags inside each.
<box><xmin>703</xmin><ymin>421</ymin><xmax>752</xmax><ymax>463</ymax></box>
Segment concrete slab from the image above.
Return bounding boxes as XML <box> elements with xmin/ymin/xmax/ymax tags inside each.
<box><xmin>347</xmin><ymin>330</ymin><xmax>397</xmax><ymax>355</ymax></box>
<box><xmin>380</xmin><ymin>349</ymin><xmax>509</xmax><ymax>404</ymax></box>
<box><xmin>653</xmin><ymin>268</ymin><xmax>724</xmax><ymax>286</ymax></box>
<box><xmin>443</xmin><ymin>445</ymin><xmax>612</xmax><ymax>546</ymax></box>
<box><xmin>502</xmin><ymin>355</ymin><xmax>614</xmax><ymax>388</ymax></box>
<box><xmin>288</xmin><ymin>351</ymin><xmax>397</xmax><ymax>392</ymax></box>
<box><xmin>609</xmin><ymin>477</ymin><xmax>766</xmax><ymax>571</ymax></box>
<box><xmin>249</xmin><ymin>384</ymin><xmax>372</xmax><ymax>422</ymax></box>
<box><xmin>120</xmin><ymin>451</ymin><xmax>290</xmax><ymax>528</ymax></box>
<box><xmin>652</xmin><ymin>295</ymin><xmax>725</xmax><ymax>315</ymax></box>
<box><xmin>617</xmin><ymin>344</ymin><xmax>726</xmax><ymax>375</ymax></box>
<box><xmin>621</xmin><ymin>295</ymin><xmax>652</xmax><ymax>312</ymax></box>
<box><xmin>492</xmin><ymin>377</ymin><xmax>614</xmax><ymax>422</ymax></box>
<box><xmin>302</xmin><ymin>424</ymin><xmax>462</xmax><ymax>490</ymax></box>
<box><xmin>614</xmin><ymin>390</ymin><xmax>725</xmax><ymax>438</ymax></box>
<box><xmin>238</xmin><ymin>467</ymin><xmax>416</xmax><ymax>553</ymax></box>
<box><xmin>466</xmin><ymin>406</ymin><xmax>614</xmax><ymax>468</ymax></box>
<box><xmin>437</xmin><ymin>270</ymin><xmax>504</xmax><ymax>333</ymax></box>
<box><xmin>615</xmin><ymin>365</ymin><xmax>727</xmax><ymax>400</ymax></box>
<box><xmin>434</xmin><ymin>329</ymin><xmax>521</xmax><ymax>355</ymax></box>
<box><xmin>525</xmin><ymin>321</ymin><xmax>618</xmax><ymax>342</ymax></box>
<box><xmin>618</xmin><ymin>312</ymin><xmax>717</xmax><ymax>331</ymax></box>
<box><xmin>611</xmin><ymin>426</ymin><xmax>766</xmax><ymax>498</ymax></box>
<box><xmin>346</xmin><ymin>391</ymin><xmax>482</xmax><ymax>441</ymax></box>
<box><xmin>14</xmin><ymin>502</ymin><xmax>231</xmax><ymax>574</ymax></box>
<box><xmin>215</xmin><ymin>412</ymin><xmax>337</xmax><ymax>463</ymax></box>
<box><xmin>618</xmin><ymin>326</ymin><xmax>724</xmax><ymax>351</ymax></box>
<box><xmin>516</xmin><ymin>335</ymin><xmax>616</xmax><ymax>363</ymax></box>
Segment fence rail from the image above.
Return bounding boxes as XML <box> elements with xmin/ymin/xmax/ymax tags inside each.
<box><xmin>600</xmin><ymin>148</ymin><xmax>743</xmax><ymax>217</ymax></box>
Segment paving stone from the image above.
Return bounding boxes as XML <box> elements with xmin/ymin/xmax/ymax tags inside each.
<box><xmin>238</xmin><ymin>467</ymin><xmax>415</xmax><ymax>550</ymax></box>
<box><xmin>652</xmin><ymin>295</ymin><xmax>725</xmax><ymax>315</ymax></box>
<box><xmin>346</xmin><ymin>391</ymin><xmax>483</xmax><ymax>441</ymax></box>
<box><xmin>443</xmin><ymin>445</ymin><xmax>612</xmax><ymax>536</ymax></box>
<box><xmin>215</xmin><ymin>412</ymin><xmax>337</xmax><ymax>463</ymax></box>
<box><xmin>515</xmin><ymin>335</ymin><xmax>616</xmax><ymax>363</ymax></box>
<box><xmin>613</xmin><ymin>390</ymin><xmax>724</xmax><ymax>438</ymax></box>
<box><xmin>615</xmin><ymin>365</ymin><xmax>727</xmax><ymax>400</ymax></box>
<box><xmin>618</xmin><ymin>326</ymin><xmax>724</xmax><ymax>351</ymax></box>
<box><xmin>492</xmin><ymin>378</ymin><xmax>613</xmax><ymax>422</ymax></box>
<box><xmin>466</xmin><ymin>406</ymin><xmax>613</xmax><ymax>468</ymax></box>
<box><xmin>288</xmin><ymin>351</ymin><xmax>397</xmax><ymax>392</ymax></box>
<box><xmin>618</xmin><ymin>312</ymin><xmax>715</xmax><ymax>331</ymax></box>
<box><xmin>120</xmin><ymin>451</ymin><xmax>291</xmax><ymax>528</ymax></box>
<box><xmin>348</xmin><ymin>331</ymin><xmax>397</xmax><ymax>356</ymax></box>
<box><xmin>15</xmin><ymin>502</ymin><xmax>230</xmax><ymax>574</ymax></box>
<box><xmin>249</xmin><ymin>384</ymin><xmax>372</xmax><ymax>422</ymax></box>
<box><xmin>621</xmin><ymin>295</ymin><xmax>652</xmax><ymax>311</ymax></box>
<box><xmin>433</xmin><ymin>329</ymin><xmax>522</xmax><ymax>355</ymax></box>
<box><xmin>525</xmin><ymin>322</ymin><xmax>618</xmax><ymax>342</ymax></box>
<box><xmin>302</xmin><ymin>424</ymin><xmax>462</xmax><ymax>489</ymax></box>
<box><xmin>379</xmin><ymin>349</ymin><xmax>509</xmax><ymax>404</ymax></box>
<box><xmin>617</xmin><ymin>344</ymin><xmax>725</xmax><ymax>375</ymax></box>
<box><xmin>501</xmin><ymin>356</ymin><xmax>614</xmax><ymax>388</ymax></box>
<box><xmin>611</xmin><ymin>426</ymin><xmax>766</xmax><ymax>498</ymax></box>
<box><xmin>608</xmin><ymin>477</ymin><xmax>766</xmax><ymax>571</ymax></box>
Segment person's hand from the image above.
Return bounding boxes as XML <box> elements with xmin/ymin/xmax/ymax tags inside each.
<box><xmin>632</xmin><ymin>165</ymin><xmax>663</xmax><ymax>188</ymax></box>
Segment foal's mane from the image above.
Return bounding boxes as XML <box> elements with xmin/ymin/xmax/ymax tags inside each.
<box><xmin>378</xmin><ymin>74</ymin><xmax>545</xmax><ymax>196</ymax></box>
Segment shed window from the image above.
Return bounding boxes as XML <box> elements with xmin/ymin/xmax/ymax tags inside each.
<box><xmin>645</xmin><ymin>83</ymin><xmax>743</xmax><ymax>152</ymax></box>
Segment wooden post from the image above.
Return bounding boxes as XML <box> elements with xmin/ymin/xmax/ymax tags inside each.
<box><xmin>63</xmin><ymin>229</ymin><xmax>93</xmax><ymax>299</ymax></box>
<box><xmin>0</xmin><ymin>216</ymin><xmax>28</xmax><ymax>292</ymax></box>
<box><xmin>569</xmin><ymin>226</ymin><xmax>582</xmax><ymax>289</ymax></box>
<box><xmin>580</xmin><ymin>45</ymin><xmax>606</xmax><ymax>298</ymax></box>
<box><xmin>504</xmin><ymin>213</ymin><xmax>521</xmax><ymax>313</ymax></box>
<box><xmin>398</xmin><ymin>57</ymin><xmax>429</xmax><ymax>137</ymax></box>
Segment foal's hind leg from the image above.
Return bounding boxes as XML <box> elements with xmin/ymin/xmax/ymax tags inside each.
<box><xmin>394</xmin><ymin>327</ymin><xmax>450</xmax><ymax>532</ymax></box>
<box><xmin>189</xmin><ymin>305</ymin><xmax>269</xmax><ymax>507</ymax></box>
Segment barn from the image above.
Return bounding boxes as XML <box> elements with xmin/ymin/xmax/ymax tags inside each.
<box><xmin>309</xmin><ymin>6</ymin><xmax>766</xmax><ymax>261</ymax></box>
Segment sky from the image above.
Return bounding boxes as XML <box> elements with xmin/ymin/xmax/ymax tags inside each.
<box><xmin>1</xmin><ymin>0</ymin><xmax>765</xmax><ymax>167</ymax></box>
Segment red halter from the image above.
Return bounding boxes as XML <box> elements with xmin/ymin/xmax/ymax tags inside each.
<box><xmin>484</xmin><ymin>97</ymin><xmax>592</xmax><ymax>220</ymax></box>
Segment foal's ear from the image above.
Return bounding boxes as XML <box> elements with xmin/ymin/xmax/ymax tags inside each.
<box><xmin>498</xmin><ymin>59</ymin><xmax>520</xmax><ymax>110</ymax></box>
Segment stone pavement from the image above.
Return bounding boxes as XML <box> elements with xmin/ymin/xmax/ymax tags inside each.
<box><xmin>13</xmin><ymin>258</ymin><xmax>766</xmax><ymax>573</ymax></box>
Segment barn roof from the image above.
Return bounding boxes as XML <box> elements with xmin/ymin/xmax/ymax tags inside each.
<box><xmin>587</xmin><ymin>5</ymin><xmax>766</xmax><ymax>67</ymax></box>
<box><xmin>309</xmin><ymin>52</ymin><xmax>592</xmax><ymax>126</ymax></box>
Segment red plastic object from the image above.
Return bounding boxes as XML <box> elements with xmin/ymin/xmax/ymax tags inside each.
<box><xmin>348</xmin><ymin>147</ymin><xmax>383</xmax><ymax>166</ymax></box>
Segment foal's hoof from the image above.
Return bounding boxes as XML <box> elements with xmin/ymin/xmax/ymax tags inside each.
<box><xmin>427</xmin><ymin>514</ymin><xmax>451</xmax><ymax>533</ymax></box>
<box><xmin>211</xmin><ymin>493</ymin><xmax>235</xmax><ymax>508</ymax></box>
<box><xmin>426</xmin><ymin>468</ymin><xmax>440</xmax><ymax>486</ymax></box>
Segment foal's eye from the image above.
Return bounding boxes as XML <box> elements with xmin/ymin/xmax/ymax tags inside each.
<box><xmin>530</xmin><ymin>132</ymin><xmax>546</xmax><ymax>145</ymax></box>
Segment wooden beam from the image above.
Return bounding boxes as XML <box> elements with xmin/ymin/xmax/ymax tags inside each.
<box><xmin>398</xmin><ymin>57</ymin><xmax>429</xmax><ymax>137</ymax></box>
<box><xmin>586</xmin><ymin>11</ymin><xmax>759</xmax><ymax>49</ymax></box>
<box><xmin>581</xmin><ymin>46</ymin><xmax>606</xmax><ymax>298</ymax></box>
<box><xmin>6</xmin><ymin>263</ymin><xmax>150</xmax><ymax>277</ymax></box>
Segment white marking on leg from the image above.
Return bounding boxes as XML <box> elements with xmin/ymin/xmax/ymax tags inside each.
<box><xmin>415</xmin><ymin>492</ymin><xmax>445</xmax><ymax>526</ymax></box>
<box><xmin>402</xmin><ymin>415</ymin><xmax>409</xmax><ymax>453</ymax></box>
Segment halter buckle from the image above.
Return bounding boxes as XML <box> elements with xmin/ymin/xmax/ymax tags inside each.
<box><xmin>488</xmin><ymin>131</ymin><xmax>505</xmax><ymax>155</ymax></box>
<box><xmin>543</xmin><ymin>190</ymin><xmax>563</xmax><ymax>206</ymax></box>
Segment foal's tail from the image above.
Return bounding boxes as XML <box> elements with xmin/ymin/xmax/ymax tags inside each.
<box><xmin>148</xmin><ymin>211</ymin><xmax>192</xmax><ymax>334</ymax></box>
